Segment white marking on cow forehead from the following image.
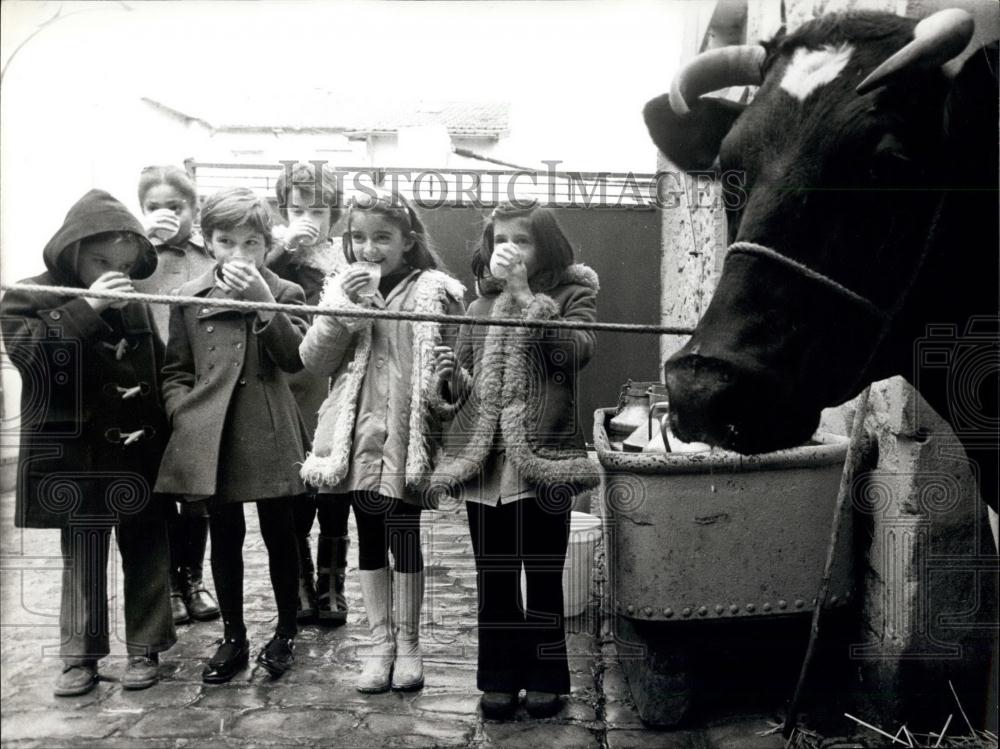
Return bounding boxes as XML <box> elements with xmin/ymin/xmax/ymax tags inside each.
<box><xmin>780</xmin><ymin>44</ymin><xmax>854</xmax><ymax>101</ymax></box>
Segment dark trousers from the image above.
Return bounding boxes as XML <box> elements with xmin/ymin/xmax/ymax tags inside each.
<box><xmin>466</xmin><ymin>494</ymin><xmax>571</xmax><ymax>694</ymax></box>
<box><xmin>208</xmin><ymin>499</ymin><xmax>299</xmax><ymax>640</ymax></box>
<box><xmin>60</xmin><ymin>519</ymin><xmax>176</xmax><ymax>664</ymax></box>
<box><xmin>318</xmin><ymin>492</ymin><xmax>423</xmax><ymax>572</ymax></box>
<box><xmin>293</xmin><ymin>494</ymin><xmax>351</xmax><ymax>540</ymax></box>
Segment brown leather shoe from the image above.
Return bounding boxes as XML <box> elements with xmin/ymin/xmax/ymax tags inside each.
<box><xmin>54</xmin><ymin>662</ymin><xmax>99</xmax><ymax>697</ymax></box>
<box><xmin>183</xmin><ymin>567</ymin><xmax>220</xmax><ymax>622</ymax></box>
<box><xmin>122</xmin><ymin>655</ymin><xmax>159</xmax><ymax>690</ymax></box>
<box><xmin>170</xmin><ymin>571</ymin><xmax>190</xmax><ymax>625</ymax></box>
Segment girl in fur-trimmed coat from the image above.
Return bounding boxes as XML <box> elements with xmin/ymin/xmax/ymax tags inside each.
<box><xmin>299</xmin><ymin>188</ymin><xmax>465</xmax><ymax>693</ymax></box>
<box><xmin>431</xmin><ymin>202</ymin><xmax>601</xmax><ymax>720</ymax></box>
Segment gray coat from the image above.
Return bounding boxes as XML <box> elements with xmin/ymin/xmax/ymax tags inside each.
<box><xmin>154</xmin><ymin>267</ymin><xmax>310</xmax><ymax>502</ymax></box>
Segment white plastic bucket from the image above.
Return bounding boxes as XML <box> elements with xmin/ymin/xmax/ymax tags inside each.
<box><xmin>563</xmin><ymin>511</ymin><xmax>603</xmax><ymax>616</ymax></box>
<box><xmin>520</xmin><ymin>511</ymin><xmax>603</xmax><ymax>618</ymax></box>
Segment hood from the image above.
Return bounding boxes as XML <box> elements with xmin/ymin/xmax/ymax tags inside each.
<box><xmin>476</xmin><ymin>262</ymin><xmax>601</xmax><ymax>297</ymax></box>
<box><xmin>43</xmin><ymin>189</ymin><xmax>157</xmax><ymax>284</ymax></box>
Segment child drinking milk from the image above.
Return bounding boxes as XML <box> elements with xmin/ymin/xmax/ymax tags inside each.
<box><xmin>154</xmin><ymin>187</ymin><xmax>309</xmax><ymax>683</ymax></box>
<box><xmin>267</xmin><ymin>162</ymin><xmax>350</xmax><ymax>625</ymax></box>
<box><xmin>431</xmin><ymin>201</ymin><xmax>601</xmax><ymax>719</ymax></box>
<box><xmin>1</xmin><ymin>190</ymin><xmax>176</xmax><ymax>696</ymax></box>
<box><xmin>299</xmin><ymin>187</ymin><xmax>465</xmax><ymax>693</ymax></box>
<box><xmin>133</xmin><ymin>165</ymin><xmax>220</xmax><ymax>627</ymax></box>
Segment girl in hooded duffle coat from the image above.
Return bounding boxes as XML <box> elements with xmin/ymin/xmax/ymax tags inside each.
<box><xmin>0</xmin><ymin>190</ymin><xmax>176</xmax><ymax>697</ymax></box>
<box><xmin>154</xmin><ymin>188</ymin><xmax>309</xmax><ymax>684</ymax></box>
<box><xmin>431</xmin><ymin>202</ymin><xmax>601</xmax><ymax>720</ymax></box>
<box><xmin>299</xmin><ymin>188</ymin><xmax>465</xmax><ymax>693</ymax></box>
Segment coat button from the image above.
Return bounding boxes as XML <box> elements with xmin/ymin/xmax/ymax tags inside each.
<box><xmin>206</xmin><ymin>325</ymin><xmax>215</xmax><ymax>333</ymax></box>
<box><xmin>233</xmin><ymin>362</ymin><xmax>239</xmax><ymax>368</ymax></box>
<box><xmin>376</xmin><ymin>357</ymin><xmax>385</xmax><ymax>368</ymax></box>
<box><xmin>49</xmin><ymin>310</ymin><xmax>62</xmax><ymax>320</ymax></box>
<box><xmin>209</xmin><ymin>346</ymin><xmax>216</xmax><ymax>352</ymax></box>
<box><xmin>235</xmin><ymin>342</ymin><xmax>243</xmax><ymax>349</ymax></box>
<box><xmin>238</xmin><ymin>378</ymin><xmax>247</xmax><ymax>386</ymax></box>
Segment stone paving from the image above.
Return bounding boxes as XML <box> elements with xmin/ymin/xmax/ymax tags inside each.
<box><xmin>1</xmin><ymin>490</ymin><xmax>787</xmax><ymax>748</ymax></box>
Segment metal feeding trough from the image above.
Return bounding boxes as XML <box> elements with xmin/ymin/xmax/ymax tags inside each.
<box><xmin>594</xmin><ymin>408</ymin><xmax>853</xmax><ymax>726</ymax></box>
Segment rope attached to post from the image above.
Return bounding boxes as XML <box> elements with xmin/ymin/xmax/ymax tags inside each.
<box><xmin>0</xmin><ymin>283</ymin><xmax>696</xmax><ymax>336</ymax></box>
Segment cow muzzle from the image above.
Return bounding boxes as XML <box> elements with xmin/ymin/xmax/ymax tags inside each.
<box><xmin>663</xmin><ymin>352</ymin><xmax>820</xmax><ymax>454</ymax></box>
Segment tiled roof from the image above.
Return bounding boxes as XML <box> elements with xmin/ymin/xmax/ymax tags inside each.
<box><xmin>142</xmin><ymin>93</ymin><xmax>509</xmax><ymax>138</ymax></box>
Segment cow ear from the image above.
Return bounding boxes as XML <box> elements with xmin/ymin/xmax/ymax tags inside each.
<box><xmin>943</xmin><ymin>42</ymin><xmax>997</xmax><ymax>180</ymax></box>
<box><xmin>643</xmin><ymin>94</ymin><xmax>746</xmax><ymax>171</ymax></box>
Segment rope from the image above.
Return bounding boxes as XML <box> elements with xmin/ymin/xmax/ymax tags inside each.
<box><xmin>0</xmin><ymin>283</ymin><xmax>695</xmax><ymax>336</ymax></box>
<box><xmin>727</xmin><ymin>242</ymin><xmax>886</xmax><ymax>320</ymax></box>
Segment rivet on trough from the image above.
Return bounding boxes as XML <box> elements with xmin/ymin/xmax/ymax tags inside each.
<box><xmin>715</xmin><ymin>604</ymin><xmax>725</xmax><ymax>614</ymax></box>
<box><xmin>747</xmin><ymin>603</ymin><xmax>756</xmax><ymax>613</ymax></box>
<box><xmin>762</xmin><ymin>603</ymin><xmax>771</xmax><ymax>612</ymax></box>
<box><xmin>795</xmin><ymin>599</ymin><xmax>805</xmax><ymax>609</ymax></box>
<box><xmin>729</xmin><ymin>604</ymin><xmax>739</xmax><ymax>614</ymax></box>
<box><xmin>698</xmin><ymin>606</ymin><xmax>708</xmax><ymax>616</ymax></box>
<box><xmin>778</xmin><ymin>600</ymin><xmax>787</xmax><ymax>609</ymax></box>
<box><xmin>626</xmin><ymin>604</ymin><xmax>635</xmax><ymax>614</ymax></box>
<box><xmin>664</xmin><ymin>608</ymin><xmax>674</xmax><ymax>618</ymax></box>
<box><xmin>682</xmin><ymin>607</ymin><xmax>692</xmax><ymax>618</ymax></box>
<box><xmin>644</xmin><ymin>607</ymin><xmax>653</xmax><ymax>617</ymax></box>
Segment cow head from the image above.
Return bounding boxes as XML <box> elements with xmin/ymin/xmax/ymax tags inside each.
<box><xmin>646</xmin><ymin>9</ymin><xmax>990</xmax><ymax>453</ymax></box>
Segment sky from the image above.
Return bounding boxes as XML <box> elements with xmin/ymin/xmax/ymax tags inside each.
<box><xmin>0</xmin><ymin>0</ymin><xmax>688</xmax><ymax>171</ymax></box>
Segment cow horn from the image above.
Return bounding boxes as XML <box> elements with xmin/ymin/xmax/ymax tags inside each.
<box><xmin>669</xmin><ymin>45</ymin><xmax>766</xmax><ymax>116</ymax></box>
<box><xmin>856</xmin><ymin>8</ymin><xmax>974</xmax><ymax>94</ymax></box>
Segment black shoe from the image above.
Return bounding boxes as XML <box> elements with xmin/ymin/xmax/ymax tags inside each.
<box><xmin>480</xmin><ymin>691</ymin><xmax>518</xmax><ymax>719</ymax></box>
<box><xmin>524</xmin><ymin>691</ymin><xmax>561</xmax><ymax>717</ymax></box>
<box><xmin>256</xmin><ymin>635</ymin><xmax>295</xmax><ymax>678</ymax></box>
<box><xmin>202</xmin><ymin>638</ymin><xmax>249</xmax><ymax>684</ymax></box>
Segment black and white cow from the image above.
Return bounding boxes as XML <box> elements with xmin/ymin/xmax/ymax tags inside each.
<box><xmin>644</xmin><ymin>9</ymin><xmax>998</xmax><ymax>513</ymax></box>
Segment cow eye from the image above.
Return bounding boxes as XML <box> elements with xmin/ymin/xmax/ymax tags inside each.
<box><xmin>869</xmin><ymin>135</ymin><xmax>916</xmax><ymax>184</ymax></box>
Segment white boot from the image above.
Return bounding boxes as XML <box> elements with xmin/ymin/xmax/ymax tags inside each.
<box><xmin>391</xmin><ymin>570</ymin><xmax>425</xmax><ymax>691</ymax></box>
<box><xmin>357</xmin><ymin>568</ymin><xmax>394</xmax><ymax>693</ymax></box>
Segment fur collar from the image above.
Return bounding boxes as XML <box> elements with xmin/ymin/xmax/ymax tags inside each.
<box><xmin>431</xmin><ymin>277</ymin><xmax>602</xmax><ymax>498</ymax></box>
<box><xmin>476</xmin><ymin>262</ymin><xmax>600</xmax><ymax>297</ymax></box>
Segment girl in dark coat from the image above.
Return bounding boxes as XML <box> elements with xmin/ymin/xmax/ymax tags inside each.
<box><xmin>431</xmin><ymin>202</ymin><xmax>601</xmax><ymax>719</ymax></box>
<box><xmin>1</xmin><ymin>189</ymin><xmax>176</xmax><ymax>697</ymax></box>
<box><xmin>266</xmin><ymin>162</ymin><xmax>350</xmax><ymax>625</ymax></box>
<box><xmin>154</xmin><ymin>188</ymin><xmax>309</xmax><ymax>684</ymax></box>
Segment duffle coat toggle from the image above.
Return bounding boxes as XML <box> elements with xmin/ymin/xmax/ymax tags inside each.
<box><xmin>104</xmin><ymin>425</ymin><xmax>156</xmax><ymax>445</ymax></box>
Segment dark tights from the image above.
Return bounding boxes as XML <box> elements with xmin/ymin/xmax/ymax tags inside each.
<box><xmin>318</xmin><ymin>492</ymin><xmax>423</xmax><ymax>572</ymax></box>
<box><xmin>293</xmin><ymin>495</ymin><xmax>350</xmax><ymax>540</ymax></box>
<box><xmin>209</xmin><ymin>498</ymin><xmax>299</xmax><ymax>640</ymax></box>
